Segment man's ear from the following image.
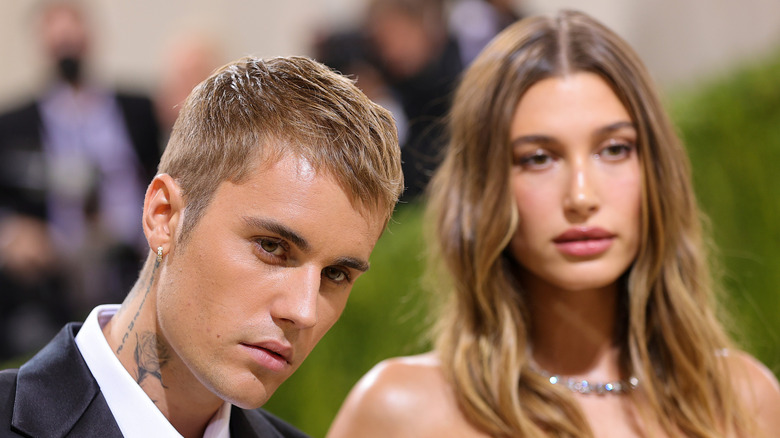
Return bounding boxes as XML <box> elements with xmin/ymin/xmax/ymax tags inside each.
<box><xmin>142</xmin><ymin>174</ymin><xmax>183</xmax><ymax>254</ymax></box>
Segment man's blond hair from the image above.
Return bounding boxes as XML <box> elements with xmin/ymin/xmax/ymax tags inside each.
<box><xmin>158</xmin><ymin>56</ymin><xmax>403</xmax><ymax>243</ymax></box>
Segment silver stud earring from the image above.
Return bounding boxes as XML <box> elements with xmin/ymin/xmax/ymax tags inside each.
<box><xmin>157</xmin><ymin>246</ymin><xmax>163</xmax><ymax>263</ymax></box>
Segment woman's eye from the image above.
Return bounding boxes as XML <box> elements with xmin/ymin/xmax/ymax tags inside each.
<box><xmin>599</xmin><ymin>141</ymin><xmax>635</xmax><ymax>161</ymax></box>
<box><xmin>516</xmin><ymin>149</ymin><xmax>554</xmax><ymax>170</ymax></box>
<box><xmin>258</xmin><ymin>238</ymin><xmax>286</xmax><ymax>257</ymax></box>
<box><xmin>322</xmin><ymin>266</ymin><xmax>349</xmax><ymax>283</ymax></box>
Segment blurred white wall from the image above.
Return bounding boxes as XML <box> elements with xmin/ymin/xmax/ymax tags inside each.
<box><xmin>524</xmin><ymin>0</ymin><xmax>780</xmax><ymax>90</ymax></box>
<box><xmin>0</xmin><ymin>0</ymin><xmax>370</xmax><ymax>107</ymax></box>
<box><xmin>1</xmin><ymin>0</ymin><xmax>779</xmax><ymax>109</ymax></box>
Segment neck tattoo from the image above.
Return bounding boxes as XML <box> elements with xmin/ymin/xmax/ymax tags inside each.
<box><xmin>528</xmin><ymin>362</ymin><xmax>639</xmax><ymax>395</ymax></box>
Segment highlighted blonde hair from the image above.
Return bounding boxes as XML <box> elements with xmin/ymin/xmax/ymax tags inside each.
<box><xmin>428</xmin><ymin>10</ymin><xmax>749</xmax><ymax>437</ymax></box>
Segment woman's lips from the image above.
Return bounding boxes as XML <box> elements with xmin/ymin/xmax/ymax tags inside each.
<box><xmin>553</xmin><ymin>227</ymin><xmax>615</xmax><ymax>257</ymax></box>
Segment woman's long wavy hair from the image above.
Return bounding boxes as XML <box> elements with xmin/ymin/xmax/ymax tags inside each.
<box><xmin>427</xmin><ymin>10</ymin><xmax>750</xmax><ymax>437</ymax></box>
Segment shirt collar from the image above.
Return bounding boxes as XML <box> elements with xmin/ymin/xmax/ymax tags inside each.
<box><xmin>75</xmin><ymin>305</ymin><xmax>232</xmax><ymax>438</ymax></box>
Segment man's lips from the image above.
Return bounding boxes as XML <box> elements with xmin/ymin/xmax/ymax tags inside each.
<box><xmin>553</xmin><ymin>227</ymin><xmax>615</xmax><ymax>257</ymax></box>
<box><xmin>240</xmin><ymin>341</ymin><xmax>293</xmax><ymax>371</ymax></box>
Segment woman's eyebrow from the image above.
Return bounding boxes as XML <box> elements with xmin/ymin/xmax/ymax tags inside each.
<box><xmin>595</xmin><ymin>120</ymin><xmax>636</xmax><ymax>136</ymax></box>
<box><xmin>510</xmin><ymin>134</ymin><xmax>554</xmax><ymax>148</ymax></box>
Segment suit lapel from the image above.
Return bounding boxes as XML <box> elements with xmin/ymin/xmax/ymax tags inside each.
<box><xmin>11</xmin><ymin>324</ymin><xmax>301</xmax><ymax>437</ymax></box>
<box><xmin>11</xmin><ymin>323</ymin><xmax>122</xmax><ymax>437</ymax></box>
<box><xmin>230</xmin><ymin>406</ymin><xmax>284</xmax><ymax>438</ymax></box>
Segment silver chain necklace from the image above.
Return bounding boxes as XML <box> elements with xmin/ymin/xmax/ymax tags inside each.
<box><xmin>529</xmin><ymin>366</ymin><xmax>639</xmax><ymax>395</ymax></box>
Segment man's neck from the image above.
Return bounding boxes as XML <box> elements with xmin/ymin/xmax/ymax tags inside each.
<box><xmin>102</xmin><ymin>266</ymin><xmax>224</xmax><ymax>438</ymax></box>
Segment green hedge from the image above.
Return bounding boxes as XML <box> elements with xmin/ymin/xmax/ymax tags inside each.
<box><xmin>671</xmin><ymin>50</ymin><xmax>780</xmax><ymax>370</ymax></box>
<box><xmin>265</xmin><ymin>49</ymin><xmax>780</xmax><ymax>437</ymax></box>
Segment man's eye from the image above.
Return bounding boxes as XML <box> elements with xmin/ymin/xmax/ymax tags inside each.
<box><xmin>322</xmin><ymin>266</ymin><xmax>349</xmax><ymax>283</ymax></box>
<box><xmin>258</xmin><ymin>238</ymin><xmax>286</xmax><ymax>256</ymax></box>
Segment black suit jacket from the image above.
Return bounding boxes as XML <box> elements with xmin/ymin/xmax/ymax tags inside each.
<box><xmin>0</xmin><ymin>324</ymin><xmax>309</xmax><ymax>438</ymax></box>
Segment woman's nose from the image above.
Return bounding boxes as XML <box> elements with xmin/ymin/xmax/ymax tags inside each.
<box><xmin>563</xmin><ymin>162</ymin><xmax>599</xmax><ymax>218</ymax></box>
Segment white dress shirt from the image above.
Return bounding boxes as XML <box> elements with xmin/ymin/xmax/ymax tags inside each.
<box><xmin>75</xmin><ymin>305</ymin><xmax>231</xmax><ymax>437</ymax></box>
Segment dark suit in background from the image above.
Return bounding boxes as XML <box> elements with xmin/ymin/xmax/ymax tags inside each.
<box><xmin>0</xmin><ymin>91</ymin><xmax>161</xmax><ymax>362</ymax></box>
<box><xmin>0</xmin><ymin>0</ymin><xmax>163</xmax><ymax>364</ymax></box>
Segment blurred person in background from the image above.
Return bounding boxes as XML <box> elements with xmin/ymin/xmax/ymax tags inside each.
<box><xmin>449</xmin><ymin>0</ymin><xmax>523</xmax><ymax>65</ymax></box>
<box><xmin>315</xmin><ymin>0</ymin><xmax>523</xmax><ymax>201</ymax></box>
<box><xmin>364</xmin><ymin>0</ymin><xmax>463</xmax><ymax>199</ymax></box>
<box><xmin>328</xmin><ymin>10</ymin><xmax>780</xmax><ymax>437</ymax></box>
<box><xmin>0</xmin><ymin>0</ymin><xmax>161</xmax><ymax>362</ymax></box>
<box><xmin>155</xmin><ymin>30</ymin><xmax>224</xmax><ymax>138</ymax></box>
<box><xmin>313</xmin><ymin>29</ymin><xmax>409</xmax><ymax>150</ymax></box>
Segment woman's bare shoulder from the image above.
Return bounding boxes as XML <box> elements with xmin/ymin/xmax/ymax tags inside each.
<box><xmin>327</xmin><ymin>352</ymin><xmax>484</xmax><ymax>438</ymax></box>
<box><xmin>342</xmin><ymin>352</ymin><xmax>449</xmax><ymax>412</ymax></box>
<box><xmin>726</xmin><ymin>350</ymin><xmax>780</xmax><ymax>435</ymax></box>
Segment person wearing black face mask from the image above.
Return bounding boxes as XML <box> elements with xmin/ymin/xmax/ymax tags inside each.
<box><xmin>0</xmin><ymin>0</ymin><xmax>162</xmax><ymax>363</ymax></box>
<box><xmin>56</xmin><ymin>55</ymin><xmax>82</xmax><ymax>85</ymax></box>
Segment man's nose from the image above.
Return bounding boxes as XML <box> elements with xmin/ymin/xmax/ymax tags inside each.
<box><xmin>270</xmin><ymin>266</ymin><xmax>319</xmax><ymax>329</ymax></box>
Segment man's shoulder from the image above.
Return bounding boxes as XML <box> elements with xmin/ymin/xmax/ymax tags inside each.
<box><xmin>114</xmin><ymin>91</ymin><xmax>154</xmax><ymax>110</ymax></box>
<box><xmin>0</xmin><ymin>99</ymin><xmax>38</xmax><ymax>119</ymax></box>
<box><xmin>0</xmin><ymin>368</ymin><xmax>19</xmax><ymax>410</ymax></box>
<box><xmin>232</xmin><ymin>406</ymin><xmax>311</xmax><ymax>438</ymax></box>
<box><xmin>0</xmin><ymin>100</ymin><xmax>40</xmax><ymax>135</ymax></box>
<box><xmin>255</xmin><ymin>409</ymin><xmax>310</xmax><ymax>437</ymax></box>
<box><xmin>0</xmin><ymin>324</ymin><xmax>124</xmax><ymax>437</ymax></box>
<box><xmin>0</xmin><ymin>368</ymin><xmax>18</xmax><ymax>388</ymax></box>
<box><xmin>0</xmin><ymin>369</ymin><xmax>18</xmax><ymax>435</ymax></box>
<box><xmin>6</xmin><ymin>323</ymin><xmax>97</xmax><ymax>413</ymax></box>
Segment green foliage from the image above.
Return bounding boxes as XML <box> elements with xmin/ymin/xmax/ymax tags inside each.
<box><xmin>670</xmin><ymin>49</ymin><xmax>780</xmax><ymax>372</ymax></box>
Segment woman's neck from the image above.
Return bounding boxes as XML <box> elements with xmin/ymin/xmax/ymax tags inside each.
<box><xmin>525</xmin><ymin>275</ymin><xmax>624</xmax><ymax>382</ymax></box>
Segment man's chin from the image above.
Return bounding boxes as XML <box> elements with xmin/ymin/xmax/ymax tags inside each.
<box><xmin>217</xmin><ymin>382</ymin><xmax>278</xmax><ymax>410</ymax></box>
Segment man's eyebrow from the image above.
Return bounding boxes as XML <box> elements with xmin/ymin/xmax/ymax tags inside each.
<box><xmin>334</xmin><ymin>256</ymin><xmax>370</xmax><ymax>273</ymax></box>
<box><xmin>243</xmin><ymin>216</ymin><xmax>369</xmax><ymax>271</ymax></box>
<box><xmin>242</xmin><ymin>216</ymin><xmax>310</xmax><ymax>252</ymax></box>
